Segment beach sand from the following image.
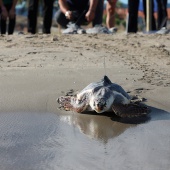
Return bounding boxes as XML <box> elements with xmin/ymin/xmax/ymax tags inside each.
<box><xmin>0</xmin><ymin>33</ymin><xmax>170</xmax><ymax>170</ymax></box>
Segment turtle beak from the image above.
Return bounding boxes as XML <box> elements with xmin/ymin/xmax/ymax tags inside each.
<box><xmin>92</xmin><ymin>98</ymin><xmax>106</xmax><ymax>113</ymax></box>
<box><xmin>95</xmin><ymin>104</ymin><xmax>105</xmax><ymax>113</ymax></box>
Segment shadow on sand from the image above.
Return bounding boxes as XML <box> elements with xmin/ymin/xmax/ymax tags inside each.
<box><xmin>81</xmin><ymin>108</ymin><xmax>151</xmax><ymax>125</ymax></box>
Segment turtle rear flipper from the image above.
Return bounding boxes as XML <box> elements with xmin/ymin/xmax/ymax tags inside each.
<box><xmin>112</xmin><ymin>103</ymin><xmax>150</xmax><ymax>118</ymax></box>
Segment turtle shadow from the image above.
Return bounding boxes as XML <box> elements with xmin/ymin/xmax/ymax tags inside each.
<box><xmin>147</xmin><ymin>106</ymin><xmax>170</xmax><ymax>121</ymax></box>
<box><xmin>82</xmin><ymin>105</ymin><xmax>170</xmax><ymax>124</ymax></box>
<box><xmin>81</xmin><ymin>109</ymin><xmax>151</xmax><ymax>125</ymax></box>
<box><xmin>109</xmin><ymin>114</ymin><xmax>151</xmax><ymax>124</ymax></box>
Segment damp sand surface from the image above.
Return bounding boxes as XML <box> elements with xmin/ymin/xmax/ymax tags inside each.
<box><xmin>0</xmin><ymin>33</ymin><xmax>170</xmax><ymax>170</ymax></box>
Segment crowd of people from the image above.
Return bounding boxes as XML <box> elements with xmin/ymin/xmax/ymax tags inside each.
<box><xmin>0</xmin><ymin>0</ymin><xmax>168</xmax><ymax>35</ymax></box>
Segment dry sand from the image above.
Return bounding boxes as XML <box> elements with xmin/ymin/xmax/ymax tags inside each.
<box><xmin>0</xmin><ymin>33</ymin><xmax>170</xmax><ymax>170</ymax></box>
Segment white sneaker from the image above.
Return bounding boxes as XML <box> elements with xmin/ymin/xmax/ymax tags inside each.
<box><xmin>156</xmin><ymin>27</ymin><xmax>170</xmax><ymax>34</ymax></box>
<box><xmin>109</xmin><ymin>27</ymin><xmax>118</xmax><ymax>33</ymax></box>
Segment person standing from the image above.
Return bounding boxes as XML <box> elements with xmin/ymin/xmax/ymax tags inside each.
<box><xmin>0</xmin><ymin>0</ymin><xmax>18</xmax><ymax>34</ymax></box>
<box><xmin>27</xmin><ymin>0</ymin><xmax>54</xmax><ymax>34</ymax></box>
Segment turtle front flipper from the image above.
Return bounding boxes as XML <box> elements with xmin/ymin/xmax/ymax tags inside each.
<box><xmin>112</xmin><ymin>103</ymin><xmax>150</xmax><ymax>118</ymax></box>
<box><xmin>58</xmin><ymin>96</ymin><xmax>72</xmax><ymax>111</ymax></box>
<box><xmin>58</xmin><ymin>96</ymin><xmax>88</xmax><ymax>113</ymax></box>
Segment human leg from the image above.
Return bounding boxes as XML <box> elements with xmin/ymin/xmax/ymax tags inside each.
<box><xmin>127</xmin><ymin>0</ymin><xmax>139</xmax><ymax>33</ymax></box>
<box><xmin>92</xmin><ymin>0</ymin><xmax>103</xmax><ymax>26</ymax></box>
<box><xmin>143</xmin><ymin>0</ymin><xmax>156</xmax><ymax>30</ymax></box>
<box><xmin>0</xmin><ymin>16</ymin><xmax>7</xmax><ymax>34</ymax></box>
<box><xmin>55</xmin><ymin>8</ymin><xmax>69</xmax><ymax>28</ymax></box>
<box><xmin>106</xmin><ymin>0</ymin><xmax>117</xmax><ymax>28</ymax></box>
<box><xmin>157</xmin><ymin>0</ymin><xmax>167</xmax><ymax>29</ymax></box>
<box><xmin>8</xmin><ymin>16</ymin><xmax>16</xmax><ymax>34</ymax></box>
<box><xmin>0</xmin><ymin>4</ymin><xmax>9</xmax><ymax>34</ymax></box>
<box><xmin>28</xmin><ymin>0</ymin><xmax>39</xmax><ymax>34</ymax></box>
<box><xmin>43</xmin><ymin>0</ymin><xmax>54</xmax><ymax>34</ymax></box>
<box><xmin>5</xmin><ymin>4</ymin><xmax>16</xmax><ymax>34</ymax></box>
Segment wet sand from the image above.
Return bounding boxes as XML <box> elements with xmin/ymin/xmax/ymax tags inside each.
<box><xmin>0</xmin><ymin>33</ymin><xmax>170</xmax><ymax>170</ymax></box>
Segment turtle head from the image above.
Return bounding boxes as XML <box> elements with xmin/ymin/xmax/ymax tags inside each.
<box><xmin>92</xmin><ymin>97</ymin><xmax>107</xmax><ymax>113</ymax></box>
<box><xmin>90</xmin><ymin>87</ymin><xmax>114</xmax><ymax>113</ymax></box>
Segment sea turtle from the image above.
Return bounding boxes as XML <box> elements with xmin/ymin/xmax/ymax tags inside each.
<box><xmin>58</xmin><ymin>76</ymin><xmax>150</xmax><ymax>118</ymax></box>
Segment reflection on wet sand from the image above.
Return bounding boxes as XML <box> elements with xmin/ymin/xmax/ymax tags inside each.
<box><xmin>0</xmin><ymin>107</ymin><xmax>169</xmax><ymax>170</ymax></box>
<box><xmin>59</xmin><ymin>104</ymin><xmax>170</xmax><ymax>142</ymax></box>
<box><xmin>60</xmin><ymin>112</ymin><xmax>137</xmax><ymax>142</ymax></box>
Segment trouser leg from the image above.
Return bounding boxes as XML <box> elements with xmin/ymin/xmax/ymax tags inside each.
<box><xmin>43</xmin><ymin>0</ymin><xmax>54</xmax><ymax>34</ymax></box>
<box><xmin>8</xmin><ymin>16</ymin><xmax>16</xmax><ymax>34</ymax></box>
<box><xmin>143</xmin><ymin>0</ymin><xmax>156</xmax><ymax>30</ymax></box>
<box><xmin>0</xmin><ymin>17</ymin><xmax>7</xmax><ymax>34</ymax></box>
<box><xmin>28</xmin><ymin>0</ymin><xmax>39</xmax><ymax>34</ymax></box>
<box><xmin>92</xmin><ymin>0</ymin><xmax>103</xmax><ymax>26</ymax></box>
<box><xmin>127</xmin><ymin>0</ymin><xmax>139</xmax><ymax>33</ymax></box>
<box><xmin>55</xmin><ymin>9</ymin><xmax>69</xmax><ymax>28</ymax></box>
<box><xmin>157</xmin><ymin>0</ymin><xmax>167</xmax><ymax>29</ymax></box>
<box><xmin>0</xmin><ymin>4</ymin><xmax>10</xmax><ymax>34</ymax></box>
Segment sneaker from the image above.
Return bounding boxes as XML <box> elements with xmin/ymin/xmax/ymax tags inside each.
<box><xmin>109</xmin><ymin>27</ymin><xmax>118</xmax><ymax>34</ymax></box>
<box><xmin>86</xmin><ymin>25</ymin><xmax>110</xmax><ymax>34</ymax></box>
<box><xmin>156</xmin><ymin>27</ymin><xmax>170</xmax><ymax>34</ymax></box>
<box><xmin>62</xmin><ymin>22</ymin><xmax>86</xmax><ymax>34</ymax></box>
<box><xmin>77</xmin><ymin>28</ymin><xmax>86</xmax><ymax>34</ymax></box>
